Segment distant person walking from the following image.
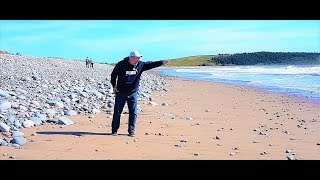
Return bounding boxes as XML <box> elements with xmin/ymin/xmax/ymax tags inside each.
<box><xmin>90</xmin><ymin>58</ymin><xmax>94</xmax><ymax>68</ymax></box>
<box><xmin>110</xmin><ymin>50</ymin><xmax>170</xmax><ymax>137</ymax></box>
<box><xmin>85</xmin><ymin>57</ymin><xmax>90</xmax><ymax>68</ymax></box>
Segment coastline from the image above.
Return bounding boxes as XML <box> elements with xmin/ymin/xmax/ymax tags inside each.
<box><xmin>152</xmin><ymin>67</ymin><xmax>320</xmax><ymax>106</ymax></box>
<box><xmin>1</xmin><ymin>72</ymin><xmax>319</xmax><ymax>160</ymax></box>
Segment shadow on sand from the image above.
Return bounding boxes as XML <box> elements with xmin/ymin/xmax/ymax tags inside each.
<box><xmin>36</xmin><ymin>131</ymin><xmax>129</xmax><ymax>136</ymax></box>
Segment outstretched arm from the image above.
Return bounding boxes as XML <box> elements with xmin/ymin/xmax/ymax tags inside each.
<box><xmin>142</xmin><ymin>60</ymin><xmax>170</xmax><ymax>71</ymax></box>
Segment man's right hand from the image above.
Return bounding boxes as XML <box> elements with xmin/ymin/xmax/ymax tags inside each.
<box><xmin>113</xmin><ymin>87</ymin><xmax>119</xmax><ymax>94</ymax></box>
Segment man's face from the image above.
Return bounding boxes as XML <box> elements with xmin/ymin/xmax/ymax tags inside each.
<box><xmin>129</xmin><ymin>56</ymin><xmax>140</xmax><ymax>65</ymax></box>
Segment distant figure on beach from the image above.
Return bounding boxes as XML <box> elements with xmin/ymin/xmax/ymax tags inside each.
<box><xmin>85</xmin><ymin>57</ymin><xmax>90</xmax><ymax>68</ymax></box>
<box><xmin>110</xmin><ymin>50</ymin><xmax>170</xmax><ymax>137</ymax></box>
<box><xmin>90</xmin><ymin>58</ymin><xmax>94</xmax><ymax>68</ymax></box>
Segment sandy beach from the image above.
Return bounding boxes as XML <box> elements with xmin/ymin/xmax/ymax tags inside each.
<box><xmin>1</xmin><ymin>72</ymin><xmax>319</xmax><ymax>160</ymax></box>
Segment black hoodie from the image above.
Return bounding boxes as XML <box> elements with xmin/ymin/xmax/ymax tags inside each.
<box><xmin>110</xmin><ymin>57</ymin><xmax>163</xmax><ymax>93</ymax></box>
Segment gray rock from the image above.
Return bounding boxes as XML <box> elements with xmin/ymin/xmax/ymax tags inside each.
<box><xmin>7</xmin><ymin>115</ymin><xmax>16</xmax><ymax>124</ymax></box>
<box><xmin>61</xmin><ymin>98</ymin><xmax>71</xmax><ymax>103</ymax></box>
<box><xmin>92</xmin><ymin>108</ymin><xmax>101</xmax><ymax>114</ymax></box>
<box><xmin>69</xmin><ymin>93</ymin><xmax>77</xmax><ymax>99</ymax></box>
<box><xmin>259</xmin><ymin>131</ymin><xmax>268</xmax><ymax>135</ymax></box>
<box><xmin>286</xmin><ymin>155</ymin><xmax>295</xmax><ymax>160</ymax></box>
<box><xmin>31</xmin><ymin>75</ymin><xmax>38</xmax><ymax>80</ymax></box>
<box><xmin>58</xmin><ymin>116</ymin><xmax>75</xmax><ymax>125</ymax></box>
<box><xmin>11</xmin><ymin>126</ymin><xmax>19</xmax><ymax>131</ymax></box>
<box><xmin>19</xmin><ymin>105</ymin><xmax>28</xmax><ymax>111</ymax></box>
<box><xmin>92</xmin><ymin>90</ymin><xmax>103</xmax><ymax>98</ymax></box>
<box><xmin>11</xmin><ymin>137</ymin><xmax>27</xmax><ymax>145</ymax></box>
<box><xmin>37</xmin><ymin>114</ymin><xmax>47</xmax><ymax>122</ymax></box>
<box><xmin>163</xmin><ymin>113</ymin><xmax>175</xmax><ymax>119</ymax></box>
<box><xmin>22</xmin><ymin>77</ymin><xmax>32</xmax><ymax>82</ymax></box>
<box><xmin>22</xmin><ymin>120</ymin><xmax>35</xmax><ymax>128</ymax></box>
<box><xmin>66</xmin><ymin>110</ymin><xmax>77</xmax><ymax>116</ymax></box>
<box><xmin>17</xmin><ymin>95</ymin><xmax>26</xmax><ymax>100</ymax></box>
<box><xmin>148</xmin><ymin>101</ymin><xmax>158</xmax><ymax>106</ymax></box>
<box><xmin>14</xmin><ymin>121</ymin><xmax>22</xmax><ymax>129</ymax></box>
<box><xmin>0</xmin><ymin>101</ymin><xmax>11</xmax><ymax>111</ymax></box>
<box><xmin>12</xmin><ymin>131</ymin><xmax>25</xmax><ymax>137</ymax></box>
<box><xmin>55</xmin><ymin>102</ymin><xmax>64</xmax><ymax>108</ymax></box>
<box><xmin>79</xmin><ymin>92</ymin><xmax>88</xmax><ymax>98</ymax></box>
<box><xmin>47</xmin><ymin>100</ymin><xmax>57</xmax><ymax>106</ymax></box>
<box><xmin>46</xmin><ymin>109</ymin><xmax>56</xmax><ymax>116</ymax></box>
<box><xmin>0</xmin><ymin>139</ymin><xmax>9</xmax><ymax>146</ymax></box>
<box><xmin>0</xmin><ymin>89</ymin><xmax>10</xmax><ymax>97</ymax></box>
<box><xmin>0</xmin><ymin>122</ymin><xmax>10</xmax><ymax>132</ymax></box>
<box><xmin>30</xmin><ymin>117</ymin><xmax>42</xmax><ymax>125</ymax></box>
<box><xmin>162</xmin><ymin>102</ymin><xmax>168</xmax><ymax>106</ymax></box>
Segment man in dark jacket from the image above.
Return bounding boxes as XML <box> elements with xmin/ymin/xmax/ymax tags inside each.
<box><xmin>110</xmin><ymin>50</ymin><xmax>170</xmax><ymax>137</ymax></box>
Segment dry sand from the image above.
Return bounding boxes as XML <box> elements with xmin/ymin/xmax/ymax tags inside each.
<box><xmin>1</xmin><ymin>76</ymin><xmax>319</xmax><ymax>160</ymax></box>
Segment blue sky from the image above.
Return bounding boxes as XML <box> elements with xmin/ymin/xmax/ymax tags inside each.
<box><xmin>1</xmin><ymin>20</ymin><xmax>319</xmax><ymax>63</ymax></box>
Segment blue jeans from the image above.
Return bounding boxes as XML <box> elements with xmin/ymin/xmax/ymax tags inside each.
<box><xmin>112</xmin><ymin>91</ymin><xmax>138</xmax><ymax>134</ymax></box>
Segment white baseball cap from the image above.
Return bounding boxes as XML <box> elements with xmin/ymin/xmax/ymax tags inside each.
<box><xmin>129</xmin><ymin>50</ymin><xmax>142</xmax><ymax>58</ymax></box>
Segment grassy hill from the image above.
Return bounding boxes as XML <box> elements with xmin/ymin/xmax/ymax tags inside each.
<box><xmin>167</xmin><ymin>55</ymin><xmax>217</xmax><ymax>66</ymax></box>
<box><xmin>212</xmin><ymin>52</ymin><xmax>320</xmax><ymax>65</ymax></box>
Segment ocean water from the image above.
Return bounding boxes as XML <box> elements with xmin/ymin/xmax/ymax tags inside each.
<box><xmin>155</xmin><ymin>65</ymin><xmax>320</xmax><ymax>104</ymax></box>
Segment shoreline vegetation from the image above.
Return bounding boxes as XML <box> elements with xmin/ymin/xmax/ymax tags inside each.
<box><xmin>166</xmin><ymin>52</ymin><xmax>320</xmax><ymax>67</ymax></box>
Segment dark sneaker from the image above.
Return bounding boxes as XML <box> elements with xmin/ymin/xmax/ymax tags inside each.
<box><xmin>128</xmin><ymin>133</ymin><xmax>135</xmax><ymax>137</ymax></box>
<box><xmin>111</xmin><ymin>132</ymin><xmax>118</xmax><ymax>136</ymax></box>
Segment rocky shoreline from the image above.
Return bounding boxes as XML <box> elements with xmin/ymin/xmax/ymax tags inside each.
<box><xmin>0</xmin><ymin>54</ymin><xmax>168</xmax><ymax>147</ymax></box>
